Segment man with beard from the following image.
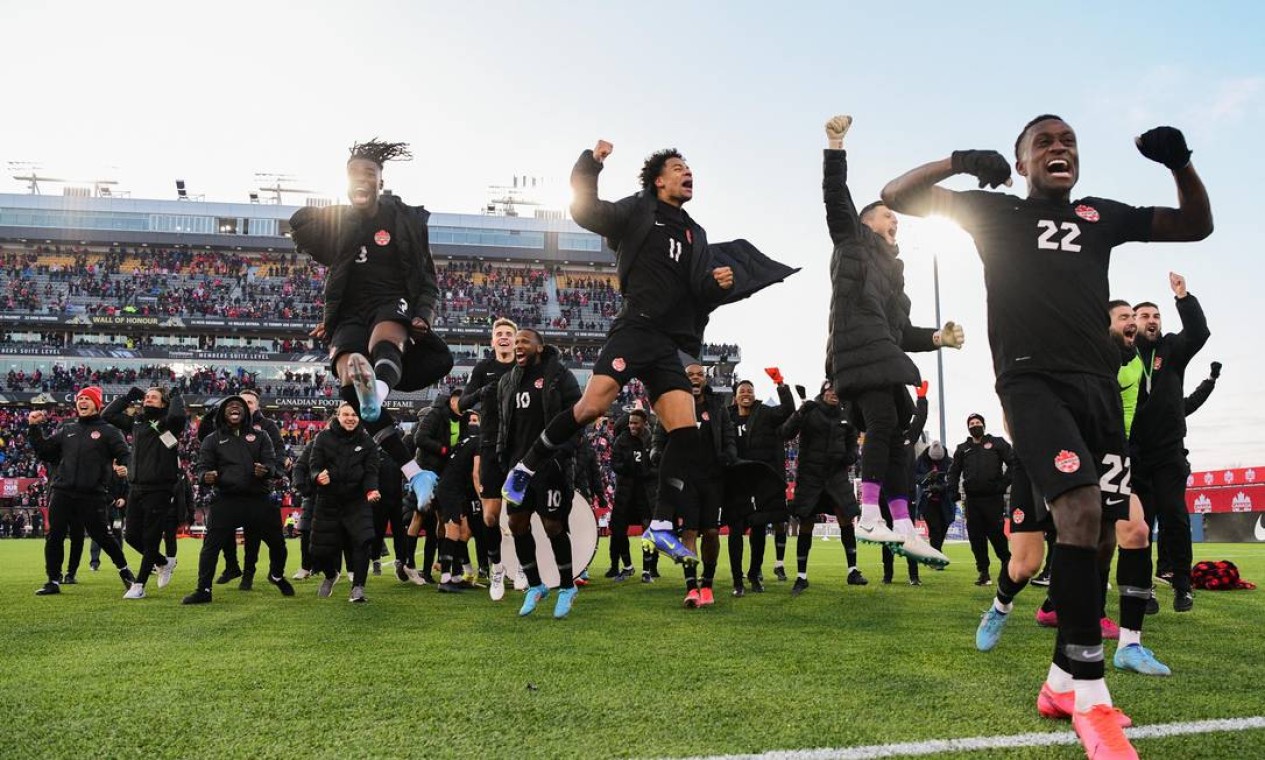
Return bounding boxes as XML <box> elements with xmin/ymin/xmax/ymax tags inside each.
<box><xmin>102</xmin><ymin>386</ymin><xmax>187</xmax><ymax>598</ymax></box>
<box><xmin>726</xmin><ymin>372</ymin><xmax>795</xmax><ymax>596</ymax></box>
<box><xmin>779</xmin><ymin>381</ymin><xmax>865</xmax><ymax>595</ymax></box>
<box><xmin>821</xmin><ymin>115</ymin><xmax>958</xmax><ymax>568</ymax></box>
<box><xmin>28</xmin><ymin>387</ymin><xmax>136</xmax><ymax>596</ymax></box>
<box><xmin>885</xmin><ymin>115</ymin><xmax>1211</xmax><ymax>756</ymax></box>
<box><xmin>290</xmin><ymin>139</ymin><xmax>455</xmax><ymax>514</ymax></box>
<box><xmin>461</xmin><ymin>318</ymin><xmax>518</xmax><ymax>599</ymax></box>
<box><xmin>183</xmin><ymin>397</ymin><xmax>294</xmax><ymax>604</ymax></box>
<box><xmin>948</xmin><ymin>413</ymin><xmax>1015</xmax><ymax>586</ymax></box>
<box><xmin>609</xmin><ymin>409</ymin><xmax>655</xmax><ymax>581</ymax></box>
<box><xmin>487</xmin><ymin>329</ymin><xmax>582</xmax><ymax>618</ymax></box>
<box><xmin>1132</xmin><ymin>273</ymin><xmax>1209</xmax><ymax>612</ymax></box>
<box><xmin>653</xmin><ymin>363</ymin><xmax>736</xmax><ymax>607</ymax></box>
<box><xmin>501</xmin><ymin>139</ymin><xmax>796</xmax><ymax>568</ymax></box>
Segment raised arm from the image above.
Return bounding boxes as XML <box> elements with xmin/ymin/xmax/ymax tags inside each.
<box><xmin>822</xmin><ymin>115</ymin><xmax>862</xmax><ymax>245</ymax></box>
<box><xmin>1134</xmin><ymin>127</ymin><xmax>1213</xmax><ymax>242</ymax></box>
<box><xmin>882</xmin><ymin>151</ymin><xmax>1011</xmax><ymax>217</ymax></box>
<box><xmin>1168</xmin><ymin>273</ymin><xmax>1211</xmax><ymax>361</ymax></box>
<box><xmin>569</xmin><ymin>141</ymin><xmax>635</xmax><ymax>238</ymax></box>
<box><xmin>1185</xmin><ymin>369</ymin><xmax>1218</xmax><ymax>417</ymax></box>
<box><xmin>166</xmin><ymin>392</ymin><xmax>188</xmax><ymax>435</ymax></box>
<box><xmin>102</xmin><ymin>388</ymin><xmax>142</xmax><ymax>431</ymax></box>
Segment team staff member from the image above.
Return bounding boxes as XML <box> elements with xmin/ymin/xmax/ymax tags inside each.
<box><xmin>183</xmin><ymin>397</ymin><xmax>294</xmax><ymax>604</ymax></box>
<box><xmin>29</xmin><ymin>386</ymin><xmax>136</xmax><ymax>596</ymax></box>
<box><xmin>884</xmin><ymin>114</ymin><xmax>1210</xmax><ymax>756</ymax></box>
<box><xmin>309</xmin><ymin>403</ymin><xmax>381</xmax><ymax>603</ymax></box>
<box><xmin>102</xmin><ymin>386</ymin><xmax>187</xmax><ymax>598</ymax></box>
<box><xmin>1132</xmin><ymin>273</ymin><xmax>1209</xmax><ymax>612</ymax></box>
<box><xmin>948</xmin><ymin>414</ymin><xmax>1015</xmax><ymax>586</ymax></box>
<box><xmin>487</xmin><ymin>329</ymin><xmax>583</xmax><ymax>619</ymax></box>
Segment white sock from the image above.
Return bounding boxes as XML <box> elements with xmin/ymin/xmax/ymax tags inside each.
<box><xmin>462</xmin><ymin>563</ymin><xmax>473</xmax><ymax>576</ymax></box>
<box><xmin>1073</xmin><ymin>679</ymin><xmax>1112</xmax><ymax>712</ymax></box>
<box><xmin>848</xmin><ymin>566</ymin><xmax>858</xmax><ymax>574</ymax></box>
<box><xmin>649</xmin><ymin>519</ymin><xmax>672</xmax><ymax>532</ymax></box>
<box><xmin>1119</xmin><ymin>628</ymin><xmax>1142</xmax><ymax>647</ymax></box>
<box><xmin>797</xmin><ymin>572</ymin><xmax>807</xmax><ymax>580</ymax></box>
<box><xmin>1046</xmin><ymin>663</ymin><xmax>1074</xmax><ymax>693</ymax></box>
<box><xmin>401</xmin><ymin>460</ymin><xmax>422</xmax><ymax>480</ymax></box>
<box><xmin>993</xmin><ymin>598</ymin><xmax>1014</xmax><ymax>614</ymax></box>
<box><xmin>859</xmin><ymin>503</ymin><xmax>881</xmax><ymax>524</ymax></box>
<box><xmin>774</xmin><ymin>560</ymin><xmax>784</xmax><ymax>569</ymax></box>
<box><xmin>441</xmin><ymin>572</ymin><xmax>451</xmax><ymax>584</ymax></box>
<box><xmin>493</xmin><ymin>562</ymin><xmax>503</xmax><ymax>573</ymax></box>
<box><xmin>893</xmin><ymin>517</ymin><xmax>915</xmax><ymax>535</ymax></box>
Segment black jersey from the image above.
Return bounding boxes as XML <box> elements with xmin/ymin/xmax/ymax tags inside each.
<box><xmin>621</xmin><ymin>201</ymin><xmax>698</xmax><ymax>344</ymax></box>
<box><xmin>734</xmin><ymin>412</ymin><xmax>751</xmax><ymax>456</ymax></box>
<box><xmin>460</xmin><ymin>356</ymin><xmax>515</xmax><ymax>416</ymax></box>
<box><xmin>344</xmin><ymin>202</ymin><xmax>408</xmax><ymax>312</ymax></box>
<box><xmin>507</xmin><ymin>361</ymin><xmax>547</xmax><ymax>464</ymax></box>
<box><xmin>696</xmin><ymin>399</ymin><xmax>719</xmax><ymax>468</ymax></box>
<box><xmin>933</xmin><ymin>191</ymin><xmax>1153</xmax><ymax>380</ymax></box>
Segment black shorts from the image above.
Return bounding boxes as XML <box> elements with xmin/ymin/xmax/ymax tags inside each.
<box><xmin>591</xmin><ymin>322</ymin><xmax>693</xmax><ymax>403</ymax></box>
<box><xmin>478</xmin><ymin>452</ymin><xmax>503</xmax><ymax>501</ymax></box>
<box><xmin>1006</xmin><ymin>457</ymin><xmax>1054</xmax><ymax>534</ymax></box>
<box><xmin>998</xmin><ymin>371</ymin><xmax>1130</xmax><ymax>524</ymax></box>
<box><xmin>437</xmin><ymin>488</ymin><xmax>478</xmax><ymax>524</ymax></box>
<box><xmin>682</xmin><ymin>473</ymin><xmax>724</xmax><ymax>532</ymax></box>
<box><xmin>328</xmin><ymin>300</ymin><xmax>413</xmax><ymax>370</ymax></box>
<box><xmin>507</xmin><ymin>460</ymin><xmax>573</xmax><ymax>520</ymax></box>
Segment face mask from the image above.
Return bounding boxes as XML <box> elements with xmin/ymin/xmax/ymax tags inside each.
<box><xmin>969</xmin><ymin>426</ymin><xmax>984</xmax><ymax>438</ymax></box>
<box><xmin>143</xmin><ymin>406</ymin><xmax>164</xmax><ymax>420</ymax></box>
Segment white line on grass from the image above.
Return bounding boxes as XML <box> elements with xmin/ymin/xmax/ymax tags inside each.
<box><xmin>679</xmin><ymin>716</ymin><xmax>1265</xmax><ymax>759</ymax></box>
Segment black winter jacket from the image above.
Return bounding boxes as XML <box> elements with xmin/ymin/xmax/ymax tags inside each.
<box><xmin>196</xmin><ymin>396</ymin><xmax>277</xmax><ymax>498</ymax></box>
<box><xmin>570</xmin><ymin>150</ymin><xmax>798</xmax><ymax>356</ymax></box>
<box><xmin>574</xmin><ymin>437</ymin><xmax>607</xmax><ymax>508</ymax></box>
<box><xmin>29</xmin><ymin>414</ymin><xmax>129</xmax><ymax>496</ymax></box>
<box><xmin>290</xmin><ymin>194</ymin><xmax>439</xmax><ymax>334</ymax></box>
<box><xmin>309</xmin><ymin>424</ymin><xmax>380</xmax><ymax>504</ymax></box>
<box><xmin>489</xmin><ymin>346</ymin><xmax>582</xmax><ymax>467</ymax></box>
<box><xmin>1133</xmin><ymin>293</ymin><xmax>1210</xmax><ymax>463</ymax></box>
<box><xmin>822</xmin><ymin>149</ymin><xmax>938</xmax><ymax>395</ymax></box>
<box><xmin>414</xmin><ymin>397</ymin><xmax>463</xmax><ymax>472</ymax></box>
<box><xmin>102</xmin><ymin>387</ymin><xmax>187</xmax><ymax>488</ymax></box>
<box><xmin>728</xmin><ymin>384</ymin><xmax>795</xmax><ymax>469</ymax></box>
<box><xmin>948</xmin><ymin>434</ymin><xmax>1015</xmax><ymax>498</ymax></box>
<box><xmin>781</xmin><ymin>397</ymin><xmax>859</xmax><ymax>514</ymax></box>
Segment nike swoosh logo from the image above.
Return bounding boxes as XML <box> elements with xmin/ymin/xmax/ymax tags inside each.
<box><xmin>1106</xmin><ymin>497</ymin><xmax>1126</xmax><ymax>507</ymax></box>
<box><xmin>654</xmin><ymin>221</ymin><xmax>665</xmax><ymax>226</ymax></box>
<box><xmin>218</xmin><ymin>439</ymin><xmax>229</xmax><ymax>444</ymax></box>
<box><xmin>1255</xmin><ymin>515</ymin><xmax>1265</xmax><ymax>542</ymax></box>
<box><xmin>67</xmin><ymin>434</ymin><xmax>76</xmax><ymax>438</ymax></box>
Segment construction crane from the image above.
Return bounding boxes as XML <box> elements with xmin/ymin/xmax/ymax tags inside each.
<box><xmin>255</xmin><ymin>173</ymin><xmax>318</xmax><ymax>204</ymax></box>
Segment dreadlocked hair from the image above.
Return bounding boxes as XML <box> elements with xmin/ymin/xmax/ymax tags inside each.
<box><xmin>348</xmin><ymin>139</ymin><xmax>413</xmax><ymax>167</ymax></box>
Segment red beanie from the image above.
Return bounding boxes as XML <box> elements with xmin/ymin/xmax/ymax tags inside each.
<box><xmin>76</xmin><ymin>386</ymin><xmax>104</xmax><ymax>411</ymax></box>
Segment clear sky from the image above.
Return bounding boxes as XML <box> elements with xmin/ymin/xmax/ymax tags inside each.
<box><xmin>3</xmin><ymin>1</ymin><xmax>1261</xmax><ymax>469</ymax></box>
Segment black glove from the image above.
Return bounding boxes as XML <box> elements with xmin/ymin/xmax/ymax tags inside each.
<box><xmin>1210</xmin><ymin>361</ymin><xmax>1222</xmax><ymax>379</ymax></box>
<box><xmin>127</xmin><ymin>387</ymin><xmax>145</xmax><ymax>402</ymax></box>
<box><xmin>951</xmin><ymin>150</ymin><xmax>1012</xmax><ymax>189</ymax></box>
<box><xmin>794</xmin><ymin>384</ymin><xmax>807</xmax><ymax>401</ymax></box>
<box><xmin>1135</xmin><ymin>127</ymin><xmax>1191</xmax><ymax>170</ymax></box>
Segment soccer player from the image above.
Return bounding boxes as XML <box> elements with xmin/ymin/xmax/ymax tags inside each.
<box><xmin>609</xmin><ymin>409</ymin><xmax>655</xmax><ymax>581</ymax></box>
<box><xmin>501</xmin><ymin>139</ymin><xmax>795</xmax><ymax>566</ymax></box>
<box><xmin>308</xmin><ymin>403</ymin><xmax>381</xmax><ymax>603</ymax></box>
<box><xmin>183</xmin><ymin>397</ymin><xmax>295</xmax><ymax>604</ymax></box>
<box><xmin>1132</xmin><ymin>273</ymin><xmax>1209</xmax><ymax>612</ymax></box>
<box><xmin>219</xmin><ymin>390</ymin><xmax>285</xmax><ymax>590</ymax></box>
<box><xmin>947</xmin><ymin>413</ymin><xmax>1015</xmax><ymax>586</ymax></box>
<box><xmin>486</xmin><ymin>329</ymin><xmax>583</xmax><ymax>618</ymax></box>
<box><xmin>435</xmin><ymin>418</ymin><xmax>480</xmax><ymax>594</ymax></box>
<box><xmin>290</xmin><ymin>139</ymin><xmax>455</xmax><ymax>513</ymax></box>
<box><xmin>101</xmin><ymin>386</ymin><xmax>187</xmax><ymax>598</ymax></box>
<box><xmin>725</xmin><ymin>371</ymin><xmax>795</xmax><ymax>595</ymax></box>
<box><xmin>460</xmin><ymin>318</ymin><xmax>518</xmax><ymax>599</ymax></box>
<box><xmin>779</xmin><ymin>381</ymin><xmax>864</xmax><ymax>595</ymax></box>
<box><xmin>652</xmin><ymin>363</ymin><xmax>735</xmax><ymax>607</ymax></box>
<box><xmin>821</xmin><ymin>115</ymin><xmax>959</xmax><ymax>568</ymax></box>
<box><xmin>884</xmin><ymin>116</ymin><xmax>1211</xmax><ymax>756</ymax></box>
<box><xmin>28</xmin><ymin>387</ymin><xmax>137</xmax><ymax>596</ymax></box>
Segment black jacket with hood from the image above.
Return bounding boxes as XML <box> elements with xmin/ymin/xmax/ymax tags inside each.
<box><xmin>102</xmin><ymin>386</ymin><xmax>187</xmax><ymax>488</ymax></box>
<box><xmin>29</xmin><ymin>414</ymin><xmax>130</xmax><ymax>497</ymax></box>
<box><xmin>948</xmin><ymin>434</ymin><xmax>1015</xmax><ymax>499</ymax></box>
<box><xmin>1132</xmin><ymin>293</ymin><xmax>1210</xmax><ymax>464</ymax></box>
<box><xmin>727</xmin><ymin>384</ymin><xmax>795</xmax><ymax>470</ymax></box>
<box><xmin>196</xmin><ymin>395</ymin><xmax>277</xmax><ymax>499</ymax></box>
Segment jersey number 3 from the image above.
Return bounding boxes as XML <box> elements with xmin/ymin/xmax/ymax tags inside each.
<box><xmin>1037</xmin><ymin>220</ymin><xmax>1081</xmax><ymax>252</ymax></box>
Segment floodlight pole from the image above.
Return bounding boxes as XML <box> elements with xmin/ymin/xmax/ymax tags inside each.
<box><xmin>933</xmin><ymin>253</ymin><xmax>947</xmax><ymax>446</ymax></box>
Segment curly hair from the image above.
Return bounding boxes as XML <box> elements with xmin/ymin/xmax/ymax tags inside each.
<box><xmin>639</xmin><ymin>148</ymin><xmax>684</xmax><ymax>191</ymax></box>
<box><xmin>347</xmin><ymin>138</ymin><xmax>413</xmax><ymax>168</ymax></box>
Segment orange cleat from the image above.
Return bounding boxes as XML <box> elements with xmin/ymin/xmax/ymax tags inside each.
<box><xmin>698</xmin><ymin>587</ymin><xmax>715</xmax><ymax>606</ymax></box>
<box><xmin>1038</xmin><ymin>683</ymin><xmax>1132</xmax><ymax>728</ymax></box>
<box><xmin>1072</xmin><ymin>704</ymin><xmax>1139</xmax><ymax>759</ymax></box>
<box><xmin>684</xmin><ymin>589</ymin><xmax>701</xmax><ymax>609</ymax></box>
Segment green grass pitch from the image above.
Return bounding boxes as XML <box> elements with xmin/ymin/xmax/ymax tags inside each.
<box><xmin>1</xmin><ymin>538</ymin><xmax>1262</xmax><ymax>759</ymax></box>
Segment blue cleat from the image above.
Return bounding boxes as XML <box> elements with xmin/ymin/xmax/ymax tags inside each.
<box><xmin>975</xmin><ymin>606</ymin><xmax>1011</xmax><ymax>652</ymax></box>
<box><xmin>1113</xmin><ymin>643</ymin><xmax>1172</xmax><ymax>676</ymax></box>
<box><xmin>501</xmin><ymin>463</ymin><xmax>534</xmax><ymax>506</ymax></box>
<box><xmin>519</xmin><ymin>584</ymin><xmax>549</xmax><ymax>617</ymax></box>
<box><xmin>348</xmin><ymin>354</ymin><xmax>384</xmax><ymax>422</ymax></box>
<box><xmin>409</xmin><ymin>470</ymin><xmax>439</xmax><ymax>510</ymax></box>
<box><xmin>641</xmin><ymin>528</ymin><xmax>699</xmax><ymax>566</ymax></box>
<box><xmin>553</xmin><ymin>586</ymin><xmax>578</xmax><ymax>619</ymax></box>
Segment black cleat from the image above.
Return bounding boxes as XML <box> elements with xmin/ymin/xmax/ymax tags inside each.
<box><xmin>1145</xmin><ymin>591</ymin><xmax>1160</xmax><ymax>616</ymax></box>
<box><xmin>1031</xmin><ymin>569</ymin><xmax>1052</xmax><ymax>587</ymax></box>
<box><xmin>372</xmin><ymin>561</ymin><xmax>382</xmax><ymax>576</ymax></box>
<box><xmin>882</xmin><ymin>575</ymin><xmax>893</xmax><ymax>585</ymax></box>
<box><xmin>790</xmin><ymin>577</ymin><xmax>809</xmax><ymax>596</ymax></box>
<box><xmin>62</xmin><ymin>575</ymin><xmax>77</xmax><ymax>585</ymax></box>
<box><xmin>747</xmin><ymin>576</ymin><xmax>765</xmax><ymax>593</ymax></box>
<box><xmin>119</xmin><ymin>568</ymin><xmax>137</xmax><ymax>590</ymax></box>
<box><xmin>182</xmin><ymin>589</ymin><xmax>213</xmax><ymax>605</ymax></box>
<box><xmin>216</xmin><ymin>568</ymin><xmax>243</xmax><ymax>585</ymax></box>
<box><xmin>909</xmin><ymin>577</ymin><xmax>922</xmax><ymax>586</ymax></box>
<box><xmin>974</xmin><ymin>572</ymin><xmax>992</xmax><ymax>587</ymax></box>
<box><xmin>604</xmin><ymin>566</ymin><xmax>621</xmax><ymax>579</ymax></box>
<box><xmin>438</xmin><ymin>581</ymin><xmax>465</xmax><ymax>594</ymax></box>
<box><xmin>35</xmin><ymin>581</ymin><xmax>61</xmax><ymax>596</ymax></box>
<box><xmin>847</xmin><ymin>569</ymin><xmax>869</xmax><ymax>586</ymax></box>
<box><xmin>238</xmin><ymin>574</ymin><xmax>254</xmax><ymax>591</ymax></box>
<box><xmin>732</xmin><ymin>580</ymin><xmax>745</xmax><ymax>598</ymax></box>
<box><xmin>1174</xmin><ymin>589</ymin><xmax>1194</xmax><ymax>612</ymax></box>
<box><xmin>774</xmin><ymin>566</ymin><xmax>788</xmax><ymax>583</ymax></box>
<box><xmin>268</xmin><ymin>575</ymin><xmax>295</xmax><ymax>597</ymax></box>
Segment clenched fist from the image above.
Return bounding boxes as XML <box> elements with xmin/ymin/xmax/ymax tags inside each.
<box><xmin>28</xmin><ymin>410</ymin><xmax>47</xmax><ymax>425</ymax></box>
<box><xmin>367</xmin><ymin>490</ymin><xmax>382</xmax><ymax>503</ymax></box>
<box><xmin>253</xmin><ymin>462</ymin><xmax>269</xmax><ymax>478</ymax></box>
<box><xmin>203</xmin><ymin>471</ymin><xmax>218</xmax><ymax>485</ymax></box>
<box><xmin>1169</xmin><ymin>271</ymin><xmax>1188</xmax><ymax>299</ymax></box>
<box><xmin>935</xmin><ymin>321</ymin><xmax>965</xmax><ymax>349</ymax></box>
<box><xmin>713</xmin><ymin>267</ymin><xmax>734</xmax><ymax>290</ymax></box>
<box><xmin>593</xmin><ymin>140</ymin><xmax>613</xmax><ymax>163</ymax></box>
<box><xmin>316</xmin><ymin>470</ymin><xmax>331</xmax><ymax>486</ymax></box>
<box><xmin>112</xmin><ymin>461</ymin><xmax>128</xmax><ymax>478</ymax></box>
<box><xmin>825</xmin><ymin>115</ymin><xmax>853</xmax><ymax>148</ymax></box>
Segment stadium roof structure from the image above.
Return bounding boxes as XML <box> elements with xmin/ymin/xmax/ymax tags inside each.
<box><xmin>0</xmin><ymin>192</ymin><xmax>614</xmax><ymax>266</ymax></box>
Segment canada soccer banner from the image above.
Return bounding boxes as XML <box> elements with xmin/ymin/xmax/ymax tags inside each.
<box><xmin>1185</xmin><ymin>466</ymin><xmax>1265</xmax><ymax>515</ymax></box>
<box><xmin>1186</xmin><ymin>467</ymin><xmax>1261</xmax><ymax>489</ymax></box>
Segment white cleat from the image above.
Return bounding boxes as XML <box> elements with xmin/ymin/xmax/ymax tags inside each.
<box><xmin>489</xmin><ymin>565</ymin><xmax>506</xmax><ymax>601</ymax></box>
<box><xmin>890</xmin><ymin>533</ymin><xmax>951</xmax><ymax>568</ymax></box>
<box><xmin>156</xmin><ymin>558</ymin><xmax>177</xmax><ymax>589</ymax></box>
<box><xmin>855</xmin><ymin>520</ymin><xmax>905</xmax><ymax>546</ymax></box>
<box><xmin>123</xmin><ymin>582</ymin><xmax>145</xmax><ymax>600</ymax></box>
<box><xmin>513</xmin><ymin>568</ymin><xmax>528</xmax><ymax>591</ymax></box>
<box><xmin>403</xmin><ymin>565</ymin><xmax>428</xmax><ymax>586</ymax></box>
<box><xmin>292</xmin><ymin>568</ymin><xmax>312</xmax><ymax>580</ymax></box>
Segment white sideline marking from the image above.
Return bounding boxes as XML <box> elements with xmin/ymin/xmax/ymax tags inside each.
<box><xmin>679</xmin><ymin>716</ymin><xmax>1265</xmax><ymax>759</ymax></box>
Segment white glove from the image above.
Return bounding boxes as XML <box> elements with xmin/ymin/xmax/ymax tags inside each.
<box><xmin>935</xmin><ymin>321</ymin><xmax>964</xmax><ymax>349</ymax></box>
